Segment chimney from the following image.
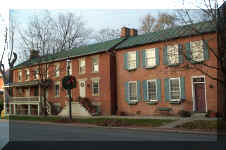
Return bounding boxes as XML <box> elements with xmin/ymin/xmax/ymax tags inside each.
<box><xmin>30</xmin><ymin>49</ymin><xmax>40</xmax><ymax>59</ymax></box>
<box><xmin>120</xmin><ymin>27</ymin><xmax>130</xmax><ymax>38</ymax></box>
<box><xmin>129</xmin><ymin>28</ymin><xmax>138</xmax><ymax>37</ymax></box>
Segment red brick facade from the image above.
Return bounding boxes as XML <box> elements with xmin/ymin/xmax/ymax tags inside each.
<box><xmin>115</xmin><ymin>33</ymin><xmax>218</xmax><ymax>115</ymax></box>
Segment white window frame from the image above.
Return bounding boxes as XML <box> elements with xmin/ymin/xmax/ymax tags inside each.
<box><xmin>128</xmin><ymin>81</ymin><xmax>138</xmax><ymax>102</ymax></box>
<box><xmin>55</xmin><ymin>64</ymin><xmax>60</xmax><ymax>77</ymax></box>
<box><xmin>79</xmin><ymin>58</ymin><xmax>86</xmax><ymax>74</ymax></box>
<box><xmin>18</xmin><ymin>70</ymin><xmax>22</xmax><ymax>82</ymax></box>
<box><xmin>25</xmin><ymin>69</ymin><xmax>30</xmax><ymax>81</ymax></box>
<box><xmin>147</xmin><ymin>79</ymin><xmax>158</xmax><ymax>101</ymax></box>
<box><xmin>55</xmin><ymin>82</ymin><xmax>60</xmax><ymax>97</ymax></box>
<box><xmin>128</xmin><ymin>51</ymin><xmax>136</xmax><ymax>70</ymax></box>
<box><xmin>167</xmin><ymin>45</ymin><xmax>179</xmax><ymax>65</ymax></box>
<box><xmin>145</xmin><ymin>48</ymin><xmax>156</xmax><ymax>67</ymax></box>
<box><xmin>92</xmin><ymin>79</ymin><xmax>100</xmax><ymax>96</ymax></box>
<box><xmin>169</xmin><ymin>77</ymin><xmax>181</xmax><ymax>101</ymax></box>
<box><xmin>92</xmin><ymin>57</ymin><xmax>99</xmax><ymax>73</ymax></box>
<box><xmin>191</xmin><ymin>40</ymin><xmax>204</xmax><ymax>62</ymax></box>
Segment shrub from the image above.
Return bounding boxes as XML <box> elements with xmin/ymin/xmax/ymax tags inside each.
<box><xmin>178</xmin><ymin>110</ymin><xmax>191</xmax><ymax>117</ymax></box>
<box><xmin>77</xmin><ymin>97</ymin><xmax>99</xmax><ymax>115</ymax></box>
<box><xmin>205</xmin><ymin>110</ymin><xmax>216</xmax><ymax>118</ymax></box>
<box><xmin>0</xmin><ymin>100</ymin><xmax>3</xmax><ymax>113</ymax></box>
<box><xmin>120</xmin><ymin>112</ymin><xmax>127</xmax><ymax>116</ymax></box>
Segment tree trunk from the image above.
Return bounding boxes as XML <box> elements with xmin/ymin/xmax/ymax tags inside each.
<box><xmin>43</xmin><ymin>87</ymin><xmax>48</xmax><ymax>116</ymax></box>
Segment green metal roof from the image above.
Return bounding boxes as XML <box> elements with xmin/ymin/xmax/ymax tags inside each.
<box><xmin>14</xmin><ymin>37</ymin><xmax>126</xmax><ymax>69</ymax></box>
<box><xmin>115</xmin><ymin>21</ymin><xmax>216</xmax><ymax>50</ymax></box>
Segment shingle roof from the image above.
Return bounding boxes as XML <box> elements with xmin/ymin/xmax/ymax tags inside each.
<box><xmin>13</xmin><ymin>37</ymin><xmax>126</xmax><ymax>69</ymax></box>
<box><xmin>115</xmin><ymin>21</ymin><xmax>216</xmax><ymax>50</ymax></box>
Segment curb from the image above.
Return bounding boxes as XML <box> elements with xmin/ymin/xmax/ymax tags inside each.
<box><xmin>7</xmin><ymin>119</ymin><xmax>218</xmax><ymax>136</ymax></box>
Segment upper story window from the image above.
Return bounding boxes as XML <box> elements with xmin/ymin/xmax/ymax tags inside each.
<box><xmin>128</xmin><ymin>51</ymin><xmax>136</xmax><ymax>70</ymax></box>
<box><xmin>18</xmin><ymin>71</ymin><xmax>22</xmax><ymax>81</ymax></box>
<box><xmin>92</xmin><ymin>57</ymin><xmax>99</xmax><ymax>73</ymax></box>
<box><xmin>191</xmin><ymin>40</ymin><xmax>204</xmax><ymax>62</ymax></box>
<box><xmin>167</xmin><ymin>45</ymin><xmax>179</xmax><ymax>65</ymax></box>
<box><xmin>79</xmin><ymin>58</ymin><xmax>85</xmax><ymax>74</ymax></box>
<box><xmin>55</xmin><ymin>64</ymin><xmax>60</xmax><ymax>77</ymax></box>
<box><xmin>25</xmin><ymin>69</ymin><xmax>30</xmax><ymax>81</ymax></box>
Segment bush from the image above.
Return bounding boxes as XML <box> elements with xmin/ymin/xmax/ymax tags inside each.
<box><xmin>178</xmin><ymin>110</ymin><xmax>191</xmax><ymax>117</ymax></box>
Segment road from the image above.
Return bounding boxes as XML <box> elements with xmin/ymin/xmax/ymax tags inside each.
<box><xmin>0</xmin><ymin>120</ymin><xmax>9</xmax><ymax>150</ymax></box>
<box><xmin>0</xmin><ymin>120</ymin><xmax>217</xmax><ymax>142</ymax></box>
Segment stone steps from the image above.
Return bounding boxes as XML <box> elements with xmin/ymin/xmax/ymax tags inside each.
<box><xmin>58</xmin><ymin>102</ymin><xmax>91</xmax><ymax>117</ymax></box>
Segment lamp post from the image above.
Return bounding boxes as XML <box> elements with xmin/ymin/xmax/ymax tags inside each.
<box><xmin>66</xmin><ymin>56</ymin><xmax>72</xmax><ymax>120</ymax></box>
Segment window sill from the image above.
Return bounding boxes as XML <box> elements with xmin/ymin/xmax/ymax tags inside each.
<box><xmin>128</xmin><ymin>100</ymin><xmax>138</xmax><ymax>105</ymax></box>
<box><xmin>169</xmin><ymin>100</ymin><xmax>181</xmax><ymax>104</ymax></box>
<box><xmin>146</xmin><ymin>100</ymin><xmax>158</xmax><ymax>105</ymax></box>
<box><xmin>128</xmin><ymin>68</ymin><xmax>136</xmax><ymax>72</ymax></box>
<box><xmin>168</xmin><ymin>63</ymin><xmax>180</xmax><ymax>67</ymax></box>
<box><xmin>144</xmin><ymin>65</ymin><xmax>158</xmax><ymax>69</ymax></box>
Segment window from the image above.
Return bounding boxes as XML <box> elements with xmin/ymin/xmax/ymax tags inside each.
<box><xmin>169</xmin><ymin>78</ymin><xmax>180</xmax><ymax>100</ymax></box>
<box><xmin>66</xmin><ymin>62</ymin><xmax>72</xmax><ymax>75</ymax></box>
<box><xmin>34</xmin><ymin>69</ymin><xmax>39</xmax><ymax>80</ymax></box>
<box><xmin>55</xmin><ymin>82</ymin><xmax>60</xmax><ymax>97</ymax></box>
<box><xmin>18</xmin><ymin>71</ymin><xmax>22</xmax><ymax>81</ymax></box>
<box><xmin>92</xmin><ymin>57</ymin><xmax>99</xmax><ymax>73</ymax></box>
<box><xmin>145</xmin><ymin>49</ymin><xmax>156</xmax><ymax>67</ymax></box>
<box><xmin>128</xmin><ymin>51</ymin><xmax>136</xmax><ymax>70</ymax></box>
<box><xmin>92</xmin><ymin>79</ymin><xmax>99</xmax><ymax>96</ymax></box>
<box><xmin>79</xmin><ymin>58</ymin><xmax>85</xmax><ymax>74</ymax></box>
<box><xmin>167</xmin><ymin>45</ymin><xmax>179</xmax><ymax>65</ymax></box>
<box><xmin>191</xmin><ymin>40</ymin><xmax>204</xmax><ymax>62</ymax></box>
<box><xmin>55</xmin><ymin>64</ymin><xmax>60</xmax><ymax>77</ymax></box>
<box><xmin>25</xmin><ymin>69</ymin><xmax>30</xmax><ymax>81</ymax></box>
<box><xmin>147</xmin><ymin>80</ymin><xmax>157</xmax><ymax>101</ymax></box>
<box><xmin>128</xmin><ymin>81</ymin><xmax>137</xmax><ymax>101</ymax></box>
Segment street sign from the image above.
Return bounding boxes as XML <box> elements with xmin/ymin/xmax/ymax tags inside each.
<box><xmin>62</xmin><ymin>76</ymin><xmax>76</xmax><ymax>90</ymax></box>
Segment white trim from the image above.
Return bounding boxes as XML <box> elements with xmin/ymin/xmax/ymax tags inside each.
<box><xmin>127</xmin><ymin>51</ymin><xmax>137</xmax><ymax>70</ymax></box>
<box><xmin>24</xmin><ymin>69</ymin><xmax>30</xmax><ymax>81</ymax></box>
<box><xmin>128</xmin><ymin>81</ymin><xmax>138</xmax><ymax>102</ymax></box>
<box><xmin>54</xmin><ymin>81</ymin><xmax>60</xmax><ymax>97</ymax></box>
<box><xmin>169</xmin><ymin>77</ymin><xmax>181</xmax><ymax>101</ymax></box>
<box><xmin>191</xmin><ymin>75</ymin><xmax>207</xmax><ymax>112</ymax></box>
<box><xmin>145</xmin><ymin>48</ymin><xmax>156</xmax><ymax>68</ymax></box>
<box><xmin>79</xmin><ymin>58</ymin><xmax>86</xmax><ymax>74</ymax></box>
<box><xmin>147</xmin><ymin>79</ymin><xmax>158</xmax><ymax>101</ymax></box>
<box><xmin>92</xmin><ymin>79</ymin><xmax>100</xmax><ymax>96</ymax></box>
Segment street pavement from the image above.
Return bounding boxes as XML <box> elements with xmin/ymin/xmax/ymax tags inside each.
<box><xmin>0</xmin><ymin>120</ymin><xmax>9</xmax><ymax>150</ymax></box>
<box><xmin>4</xmin><ymin>120</ymin><xmax>217</xmax><ymax>141</ymax></box>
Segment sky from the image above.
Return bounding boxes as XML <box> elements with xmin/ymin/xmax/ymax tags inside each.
<box><xmin>0</xmin><ymin>0</ymin><xmax>225</xmax><ymax>68</ymax></box>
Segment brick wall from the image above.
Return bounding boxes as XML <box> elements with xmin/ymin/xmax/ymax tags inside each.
<box><xmin>12</xmin><ymin>52</ymin><xmax>115</xmax><ymax>115</ymax></box>
<box><xmin>115</xmin><ymin>33</ymin><xmax>218</xmax><ymax>115</ymax></box>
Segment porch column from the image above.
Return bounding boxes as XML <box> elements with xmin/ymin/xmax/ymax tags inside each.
<box><xmin>9</xmin><ymin>104</ymin><xmax>11</xmax><ymax>114</ymax></box>
<box><xmin>14</xmin><ymin>104</ymin><xmax>16</xmax><ymax>115</ymax></box>
<box><xmin>37</xmin><ymin>104</ymin><xmax>40</xmax><ymax>116</ymax></box>
<box><xmin>38</xmin><ymin>84</ymin><xmax>41</xmax><ymax>101</ymax></box>
<box><xmin>28</xmin><ymin>104</ymin><xmax>31</xmax><ymax>115</ymax></box>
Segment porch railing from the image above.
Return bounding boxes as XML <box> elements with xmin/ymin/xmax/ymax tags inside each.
<box><xmin>9</xmin><ymin>96</ymin><xmax>43</xmax><ymax>102</ymax></box>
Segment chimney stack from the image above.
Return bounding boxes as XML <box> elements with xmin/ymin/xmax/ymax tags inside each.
<box><xmin>120</xmin><ymin>27</ymin><xmax>138</xmax><ymax>38</ymax></box>
<box><xmin>30</xmin><ymin>49</ymin><xmax>40</xmax><ymax>59</ymax></box>
<box><xmin>130</xmin><ymin>28</ymin><xmax>138</xmax><ymax>37</ymax></box>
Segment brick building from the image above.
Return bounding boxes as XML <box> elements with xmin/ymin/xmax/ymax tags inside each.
<box><xmin>3</xmin><ymin>20</ymin><xmax>220</xmax><ymax>116</ymax></box>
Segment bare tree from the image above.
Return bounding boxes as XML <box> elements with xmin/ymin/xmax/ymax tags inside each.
<box><xmin>93</xmin><ymin>28</ymin><xmax>120</xmax><ymax>42</ymax></box>
<box><xmin>153</xmin><ymin>13</ymin><xmax>178</xmax><ymax>31</ymax></box>
<box><xmin>140</xmin><ymin>12</ymin><xmax>178</xmax><ymax>34</ymax></box>
<box><xmin>140</xmin><ymin>13</ymin><xmax>156</xmax><ymax>34</ymax></box>
<box><xmin>18</xmin><ymin>11</ymin><xmax>91</xmax><ymax>59</ymax></box>
<box><xmin>173</xmin><ymin>1</ymin><xmax>226</xmax><ymax>121</ymax></box>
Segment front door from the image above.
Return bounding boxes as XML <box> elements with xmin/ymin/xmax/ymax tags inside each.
<box><xmin>79</xmin><ymin>81</ymin><xmax>86</xmax><ymax>98</ymax></box>
<box><xmin>194</xmin><ymin>82</ymin><xmax>206</xmax><ymax>113</ymax></box>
